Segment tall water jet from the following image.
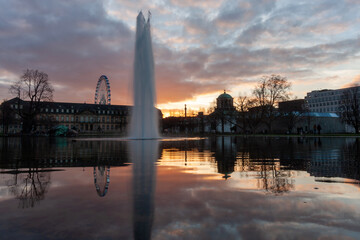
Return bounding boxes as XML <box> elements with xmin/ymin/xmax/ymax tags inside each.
<box><xmin>129</xmin><ymin>11</ymin><xmax>159</xmax><ymax>139</ymax></box>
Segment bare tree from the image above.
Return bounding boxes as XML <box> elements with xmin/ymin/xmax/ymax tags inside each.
<box><xmin>9</xmin><ymin>69</ymin><xmax>54</xmax><ymax>133</ymax></box>
<box><xmin>253</xmin><ymin>74</ymin><xmax>291</xmax><ymax>133</ymax></box>
<box><xmin>235</xmin><ymin>96</ymin><xmax>262</xmax><ymax>133</ymax></box>
<box><xmin>234</xmin><ymin>96</ymin><xmax>248</xmax><ymax>133</ymax></box>
<box><xmin>340</xmin><ymin>86</ymin><xmax>360</xmax><ymax>133</ymax></box>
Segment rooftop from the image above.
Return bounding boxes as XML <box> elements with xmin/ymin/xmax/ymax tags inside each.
<box><xmin>218</xmin><ymin>90</ymin><xmax>232</xmax><ymax>99</ymax></box>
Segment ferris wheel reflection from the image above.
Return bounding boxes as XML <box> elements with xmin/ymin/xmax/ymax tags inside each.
<box><xmin>90</xmin><ymin>139</ymin><xmax>159</xmax><ymax>239</ymax></box>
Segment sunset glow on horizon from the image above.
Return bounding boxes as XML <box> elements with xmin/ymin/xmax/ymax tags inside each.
<box><xmin>0</xmin><ymin>0</ymin><xmax>359</xmax><ymax>113</ymax></box>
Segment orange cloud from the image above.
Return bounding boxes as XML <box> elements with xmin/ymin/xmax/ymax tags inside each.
<box><xmin>342</xmin><ymin>74</ymin><xmax>360</xmax><ymax>88</ymax></box>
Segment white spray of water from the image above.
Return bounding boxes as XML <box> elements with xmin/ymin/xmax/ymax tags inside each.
<box><xmin>129</xmin><ymin>11</ymin><xmax>159</xmax><ymax>139</ymax></box>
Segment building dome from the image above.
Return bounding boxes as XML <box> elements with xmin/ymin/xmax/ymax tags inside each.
<box><xmin>216</xmin><ymin>91</ymin><xmax>234</xmax><ymax>110</ymax></box>
<box><xmin>218</xmin><ymin>91</ymin><xmax>232</xmax><ymax>99</ymax></box>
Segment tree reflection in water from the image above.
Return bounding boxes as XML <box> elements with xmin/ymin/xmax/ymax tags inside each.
<box><xmin>9</xmin><ymin>168</ymin><xmax>51</xmax><ymax>208</ymax></box>
<box><xmin>213</xmin><ymin>136</ymin><xmax>295</xmax><ymax>194</ymax></box>
<box><xmin>93</xmin><ymin>166</ymin><xmax>110</xmax><ymax>197</ymax></box>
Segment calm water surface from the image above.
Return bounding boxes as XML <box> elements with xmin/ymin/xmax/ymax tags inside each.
<box><xmin>0</xmin><ymin>136</ymin><xmax>360</xmax><ymax>240</ymax></box>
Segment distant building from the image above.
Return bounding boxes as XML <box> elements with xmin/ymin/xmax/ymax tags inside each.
<box><xmin>209</xmin><ymin>91</ymin><xmax>238</xmax><ymax>133</ymax></box>
<box><xmin>162</xmin><ymin>88</ymin><xmax>358</xmax><ymax>134</ymax></box>
<box><xmin>162</xmin><ymin>91</ymin><xmax>238</xmax><ymax>134</ymax></box>
<box><xmin>2</xmin><ymin>98</ymin><xmax>130</xmax><ymax>134</ymax></box>
<box><xmin>216</xmin><ymin>91</ymin><xmax>235</xmax><ymax>111</ymax></box>
<box><xmin>304</xmin><ymin>86</ymin><xmax>360</xmax><ymax>113</ymax></box>
<box><xmin>1</xmin><ymin>98</ymin><xmax>162</xmax><ymax>134</ymax></box>
<box><xmin>278</xmin><ymin>99</ymin><xmax>306</xmax><ymax>112</ymax></box>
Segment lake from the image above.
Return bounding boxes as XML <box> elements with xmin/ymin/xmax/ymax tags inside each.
<box><xmin>0</xmin><ymin>136</ymin><xmax>360</xmax><ymax>239</ymax></box>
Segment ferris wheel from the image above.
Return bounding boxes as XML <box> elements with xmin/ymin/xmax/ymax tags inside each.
<box><xmin>95</xmin><ymin>75</ymin><xmax>111</xmax><ymax>105</ymax></box>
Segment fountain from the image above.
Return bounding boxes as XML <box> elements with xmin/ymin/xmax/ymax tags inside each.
<box><xmin>129</xmin><ymin>11</ymin><xmax>159</xmax><ymax>139</ymax></box>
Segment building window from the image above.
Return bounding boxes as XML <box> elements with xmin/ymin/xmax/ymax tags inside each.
<box><xmin>66</xmin><ymin>116</ymin><xmax>69</xmax><ymax>122</ymax></box>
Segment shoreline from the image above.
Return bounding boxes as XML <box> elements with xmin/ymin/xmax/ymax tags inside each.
<box><xmin>1</xmin><ymin>133</ymin><xmax>359</xmax><ymax>138</ymax></box>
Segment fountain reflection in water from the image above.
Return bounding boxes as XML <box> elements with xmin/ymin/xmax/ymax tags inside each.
<box><xmin>129</xmin><ymin>11</ymin><xmax>159</xmax><ymax>139</ymax></box>
<box><xmin>130</xmin><ymin>140</ymin><xmax>158</xmax><ymax>240</ymax></box>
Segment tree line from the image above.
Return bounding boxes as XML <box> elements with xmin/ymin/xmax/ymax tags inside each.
<box><xmin>212</xmin><ymin>74</ymin><xmax>360</xmax><ymax>134</ymax></box>
<box><xmin>1</xmin><ymin>70</ymin><xmax>360</xmax><ymax>135</ymax></box>
<box><xmin>235</xmin><ymin>74</ymin><xmax>292</xmax><ymax>133</ymax></box>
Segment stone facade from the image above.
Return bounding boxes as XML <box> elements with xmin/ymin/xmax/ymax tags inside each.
<box><xmin>1</xmin><ymin>98</ymin><xmax>130</xmax><ymax>134</ymax></box>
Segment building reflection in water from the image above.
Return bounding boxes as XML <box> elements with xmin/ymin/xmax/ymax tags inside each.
<box><xmin>0</xmin><ymin>138</ymin><xmax>130</xmax><ymax>206</ymax></box>
<box><xmin>129</xmin><ymin>140</ymin><xmax>159</xmax><ymax>240</ymax></box>
<box><xmin>1</xmin><ymin>136</ymin><xmax>359</xmax><ymax>210</ymax></box>
<box><xmin>237</xmin><ymin>137</ymin><xmax>295</xmax><ymax>194</ymax></box>
<box><xmin>213</xmin><ymin>136</ymin><xmax>236</xmax><ymax>180</ymax></box>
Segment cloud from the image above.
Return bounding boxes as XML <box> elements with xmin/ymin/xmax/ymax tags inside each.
<box><xmin>0</xmin><ymin>0</ymin><xmax>359</xmax><ymax>107</ymax></box>
<box><xmin>342</xmin><ymin>75</ymin><xmax>360</xmax><ymax>88</ymax></box>
<box><xmin>0</xmin><ymin>0</ymin><xmax>134</xmax><ymax>104</ymax></box>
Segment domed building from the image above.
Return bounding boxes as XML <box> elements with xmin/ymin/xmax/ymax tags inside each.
<box><xmin>216</xmin><ymin>91</ymin><xmax>235</xmax><ymax>111</ymax></box>
<box><xmin>162</xmin><ymin>90</ymin><xmax>239</xmax><ymax>134</ymax></box>
<box><xmin>207</xmin><ymin>91</ymin><xmax>238</xmax><ymax>133</ymax></box>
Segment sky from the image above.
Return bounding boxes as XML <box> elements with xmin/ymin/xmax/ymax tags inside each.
<box><xmin>0</xmin><ymin>0</ymin><xmax>360</xmax><ymax>116</ymax></box>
